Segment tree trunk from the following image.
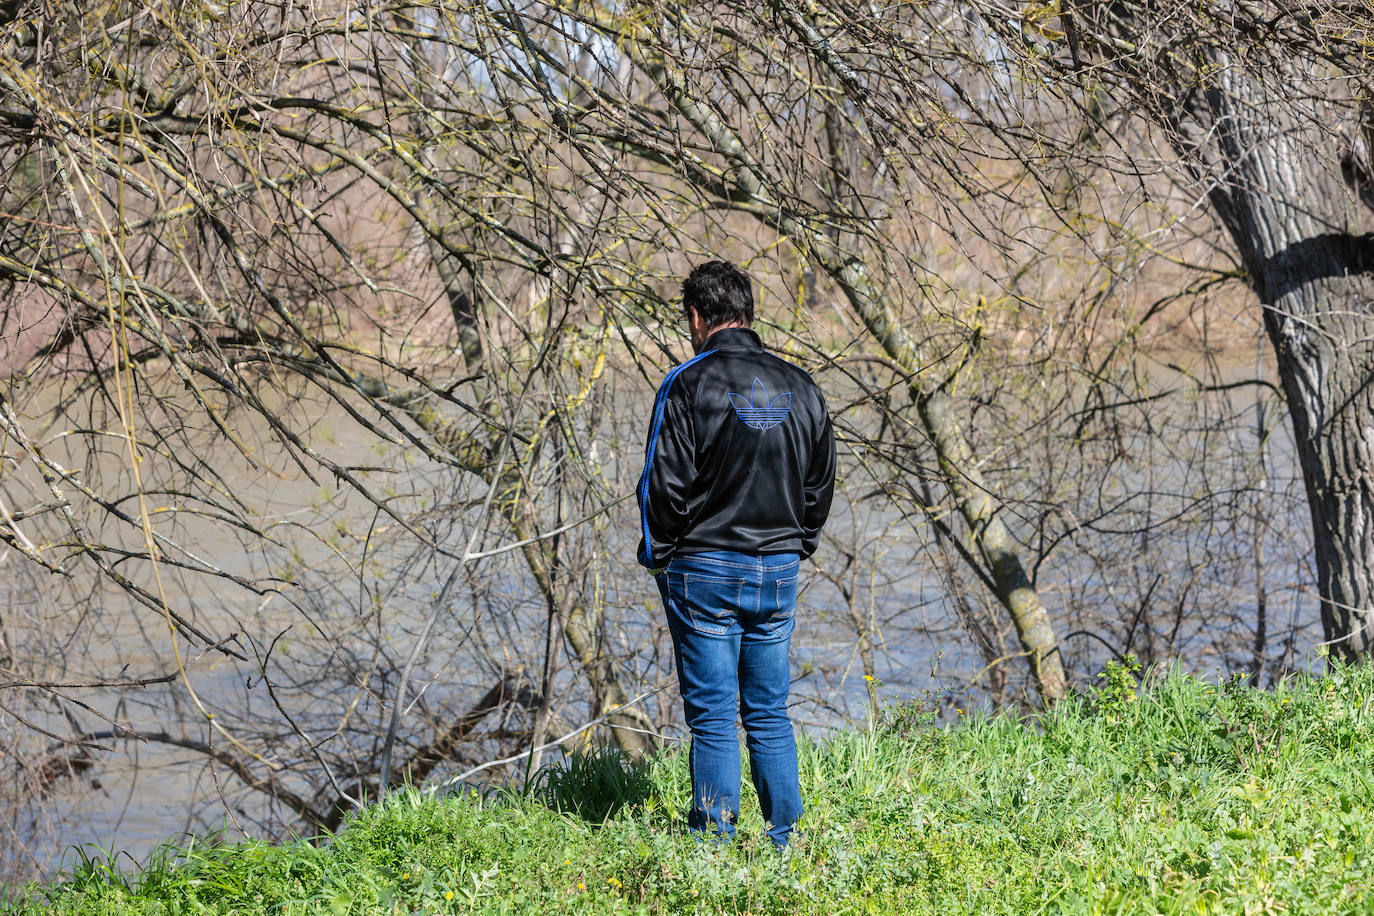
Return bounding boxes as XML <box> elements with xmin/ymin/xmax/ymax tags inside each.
<box><xmin>1262</xmin><ymin>239</ymin><xmax>1374</xmax><ymax>662</ymax></box>
<box><xmin>1192</xmin><ymin>62</ymin><xmax>1374</xmax><ymax>661</ymax></box>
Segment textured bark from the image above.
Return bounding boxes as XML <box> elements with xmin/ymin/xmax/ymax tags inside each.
<box><xmin>426</xmin><ymin>236</ymin><xmax>484</xmax><ymax>374</ymax></box>
<box><xmin>1186</xmin><ymin>60</ymin><xmax>1374</xmax><ymax>661</ymax></box>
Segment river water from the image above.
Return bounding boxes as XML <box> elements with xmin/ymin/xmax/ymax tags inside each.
<box><xmin>3</xmin><ymin>360</ymin><xmax>1322</xmax><ymax>876</ymax></box>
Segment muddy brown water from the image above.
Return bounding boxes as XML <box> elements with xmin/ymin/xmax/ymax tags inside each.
<box><xmin>4</xmin><ymin>365</ymin><xmax>1320</xmax><ymax>874</ymax></box>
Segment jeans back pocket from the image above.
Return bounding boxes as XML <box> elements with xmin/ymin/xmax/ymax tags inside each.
<box><xmin>771</xmin><ymin>575</ymin><xmax>798</xmax><ymax>614</ymax></box>
<box><xmin>681</xmin><ymin>572</ymin><xmax>746</xmax><ymax>636</ymax></box>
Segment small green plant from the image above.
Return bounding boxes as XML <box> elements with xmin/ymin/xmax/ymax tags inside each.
<box><xmin>528</xmin><ymin>744</ymin><xmax>653</xmax><ymax>824</ymax></box>
<box><xmin>1094</xmin><ymin>652</ymin><xmax>1142</xmax><ymax>721</ymax></box>
<box><xmin>879</xmin><ymin>695</ymin><xmax>937</xmax><ymax>740</ymax></box>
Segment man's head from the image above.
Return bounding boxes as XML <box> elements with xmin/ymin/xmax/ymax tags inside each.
<box><xmin>683</xmin><ymin>261</ymin><xmax>754</xmax><ymax>351</ymax></box>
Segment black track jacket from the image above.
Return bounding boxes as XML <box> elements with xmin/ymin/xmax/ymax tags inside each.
<box><xmin>636</xmin><ymin>327</ymin><xmax>836</xmax><ymax>569</ymax></box>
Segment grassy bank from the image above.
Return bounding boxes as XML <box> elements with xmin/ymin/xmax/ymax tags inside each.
<box><xmin>11</xmin><ymin>661</ymin><xmax>1374</xmax><ymax>915</ymax></box>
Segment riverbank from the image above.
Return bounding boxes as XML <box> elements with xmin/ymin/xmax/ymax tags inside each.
<box><xmin>10</xmin><ymin>661</ymin><xmax>1374</xmax><ymax>915</ymax></box>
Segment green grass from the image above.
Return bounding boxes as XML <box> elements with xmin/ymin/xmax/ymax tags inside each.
<box><xmin>10</xmin><ymin>660</ymin><xmax>1374</xmax><ymax>914</ymax></box>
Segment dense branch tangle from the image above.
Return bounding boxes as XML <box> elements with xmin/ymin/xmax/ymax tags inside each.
<box><xmin>1</xmin><ymin>0</ymin><xmax>1334</xmax><ymax>863</ymax></box>
<box><xmin>0</xmin><ymin>0</ymin><xmax>1105</xmax><ymax>804</ymax></box>
<box><xmin>0</xmin><ymin>1</ymin><xmax>705</xmax><ymax>837</ymax></box>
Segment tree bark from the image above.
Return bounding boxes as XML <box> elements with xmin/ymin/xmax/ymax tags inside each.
<box><xmin>1188</xmin><ymin>60</ymin><xmax>1374</xmax><ymax>661</ymax></box>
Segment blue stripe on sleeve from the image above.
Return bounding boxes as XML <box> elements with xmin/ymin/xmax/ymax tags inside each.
<box><xmin>637</xmin><ymin>350</ymin><xmax>717</xmax><ymax>568</ymax></box>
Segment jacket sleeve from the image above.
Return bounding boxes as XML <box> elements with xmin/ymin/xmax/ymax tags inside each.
<box><xmin>637</xmin><ymin>380</ymin><xmax>697</xmax><ymax>569</ymax></box>
<box><xmin>800</xmin><ymin>397</ymin><xmax>836</xmax><ymax>558</ymax></box>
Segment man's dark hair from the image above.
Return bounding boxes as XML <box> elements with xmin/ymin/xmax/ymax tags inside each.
<box><xmin>683</xmin><ymin>261</ymin><xmax>754</xmax><ymax>328</ymax></box>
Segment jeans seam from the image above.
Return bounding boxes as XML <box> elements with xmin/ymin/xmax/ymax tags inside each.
<box><xmin>673</xmin><ymin>558</ymin><xmax>758</xmax><ymax>572</ymax></box>
<box><xmin>774</xmin><ymin>575</ymin><xmax>797</xmax><ymax>619</ymax></box>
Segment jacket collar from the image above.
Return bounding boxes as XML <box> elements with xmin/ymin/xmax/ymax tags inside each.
<box><xmin>699</xmin><ymin>327</ymin><xmax>763</xmax><ymax>352</ymax></box>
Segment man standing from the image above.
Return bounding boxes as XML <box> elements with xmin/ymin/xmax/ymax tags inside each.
<box><xmin>637</xmin><ymin>261</ymin><xmax>836</xmax><ymax>849</ymax></box>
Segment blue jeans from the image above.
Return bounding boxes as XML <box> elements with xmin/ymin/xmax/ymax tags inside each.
<box><xmin>656</xmin><ymin>550</ymin><xmax>803</xmax><ymax>848</ymax></box>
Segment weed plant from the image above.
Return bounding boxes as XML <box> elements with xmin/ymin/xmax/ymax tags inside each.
<box><xmin>9</xmin><ymin>662</ymin><xmax>1374</xmax><ymax>914</ymax></box>
<box><xmin>529</xmin><ymin>745</ymin><xmax>654</xmax><ymax>823</ymax></box>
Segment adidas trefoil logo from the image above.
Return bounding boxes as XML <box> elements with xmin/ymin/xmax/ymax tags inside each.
<box><xmin>728</xmin><ymin>378</ymin><xmax>791</xmax><ymax>430</ymax></box>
